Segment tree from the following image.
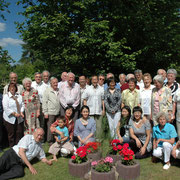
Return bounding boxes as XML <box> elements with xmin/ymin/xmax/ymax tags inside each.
<box><xmin>16</xmin><ymin>0</ymin><xmax>179</xmax><ymax>77</ymax></box>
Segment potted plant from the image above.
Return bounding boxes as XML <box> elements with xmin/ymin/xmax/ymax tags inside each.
<box><xmin>69</xmin><ymin>146</ymin><xmax>91</xmax><ymax>178</ymax></box>
<box><xmin>91</xmin><ymin>157</ymin><xmax>115</xmax><ymax>180</ymax></box>
<box><xmin>107</xmin><ymin>139</ymin><xmax>123</xmax><ymax>164</ymax></box>
<box><xmin>86</xmin><ymin>142</ymin><xmax>102</xmax><ymax>161</ymax></box>
<box><xmin>116</xmin><ymin>143</ymin><xmax>140</xmax><ymax>180</ymax></box>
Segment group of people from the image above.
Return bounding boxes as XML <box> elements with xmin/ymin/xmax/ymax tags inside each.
<box><xmin>0</xmin><ymin>68</ymin><xmax>180</xmax><ymax>179</ymax></box>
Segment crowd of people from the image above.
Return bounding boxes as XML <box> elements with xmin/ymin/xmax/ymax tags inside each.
<box><xmin>0</xmin><ymin>68</ymin><xmax>180</xmax><ymax>179</ymax></box>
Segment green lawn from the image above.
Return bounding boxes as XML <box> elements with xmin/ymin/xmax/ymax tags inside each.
<box><xmin>1</xmin><ymin>140</ymin><xmax>179</xmax><ymax>180</ymax></box>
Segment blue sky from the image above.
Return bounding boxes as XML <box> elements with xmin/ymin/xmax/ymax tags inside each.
<box><xmin>0</xmin><ymin>0</ymin><xmax>25</xmax><ymax>62</ymax></box>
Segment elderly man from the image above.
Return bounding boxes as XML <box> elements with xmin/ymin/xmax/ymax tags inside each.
<box><xmin>121</xmin><ymin>73</ymin><xmax>140</xmax><ymax>92</ymax></box>
<box><xmin>134</xmin><ymin>69</ymin><xmax>144</xmax><ymax>90</ymax></box>
<box><xmin>79</xmin><ymin>75</ymin><xmax>89</xmax><ymax>107</ymax></box>
<box><xmin>31</xmin><ymin>72</ymin><xmax>46</xmax><ymax>131</ymax></box>
<box><xmin>42</xmin><ymin>77</ymin><xmax>60</xmax><ymax>144</ymax></box>
<box><xmin>59</xmin><ymin>72</ymin><xmax>80</xmax><ymax>121</ymax></box>
<box><xmin>3</xmin><ymin>72</ymin><xmax>24</xmax><ymax>95</ymax></box>
<box><xmin>104</xmin><ymin>73</ymin><xmax>120</xmax><ymax>90</ymax></box>
<box><xmin>42</xmin><ymin>70</ymin><xmax>50</xmax><ymax>88</ymax></box>
<box><xmin>58</xmin><ymin>72</ymin><xmax>68</xmax><ymax>89</ymax></box>
<box><xmin>118</xmin><ymin>73</ymin><xmax>126</xmax><ymax>87</ymax></box>
<box><xmin>157</xmin><ymin>69</ymin><xmax>167</xmax><ymax>83</ymax></box>
<box><xmin>0</xmin><ymin>128</ymin><xmax>52</xmax><ymax>179</ymax></box>
<box><xmin>82</xmin><ymin>75</ymin><xmax>105</xmax><ymax>140</ymax></box>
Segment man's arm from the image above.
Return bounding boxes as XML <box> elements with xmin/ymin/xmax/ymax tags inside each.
<box><xmin>18</xmin><ymin>148</ymin><xmax>37</xmax><ymax>175</ymax></box>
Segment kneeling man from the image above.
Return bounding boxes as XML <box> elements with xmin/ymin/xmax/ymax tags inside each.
<box><xmin>0</xmin><ymin>128</ymin><xmax>52</xmax><ymax>179</ymax></box>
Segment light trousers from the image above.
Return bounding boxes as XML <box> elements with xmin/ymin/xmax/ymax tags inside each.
<box><xmin>176</xmin><ymin>121</ymin><xmax>180</xmax><ymax>140</ymax></box>
<box><xmin>106</xmin><ymin>112</ymin><xmax>121</xmax><ymax>139</ymax></box>
<box><xmin>153</xmin><ymin>142</ymin><xmax>173</xmax><ymax>163</ymax></box>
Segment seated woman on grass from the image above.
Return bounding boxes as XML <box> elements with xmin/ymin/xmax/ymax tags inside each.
<box><xmin>152</xmin><ymin>112</ymin><xmax>177</xmax><ymax>170</ymax></box>
<box><xmin>74</xmin><ymin>105</ymin><xmax>96</xmax><ymax>147</ymax></box>
<box><xmin>116</xmin><ymin>106</ymin><xmax>131</xmax><ymax>143</ymax></box>
<box><xmin>49</xmin><ymin>116</ymin><xmax>74</xmax><ymax>161</ymax></box>
<box><xmin>129</xmin><ymin>106</ymin><xmax>152</xmax><ymax>159</ymax></box>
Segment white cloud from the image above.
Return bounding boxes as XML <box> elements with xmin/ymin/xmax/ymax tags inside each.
<box><xmin>0</xmin><ymin>22</ymin><xmax>6</xmax><ymax>32</ymax></box>
<box><xmin>0</xmin><ymin>37</ymin><xmax>25</xmax><ymax>47</ymax></box>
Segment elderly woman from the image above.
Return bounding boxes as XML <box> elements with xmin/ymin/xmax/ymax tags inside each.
<box><xmin>152</xmin><ymin>112</ymin><xmax>177</xmax><ymax>170</ymax></box>
<box><xmin>42</xmin><ymin>77</ymin><xmax>60</xmax><ymax>144</ymax></box>
<box><xmin>104</xmin><ymin>77</ymin><xmax>121</xmax><ymax>138</ymax></box>
<box><xmin>121</xmin><ymin>78</ymin><xmax>140</xmax><ymax>112</ymax></box>
<box><xmin>173</xmin><ymin>88</ymin><xmax>180</xmax><ymax>139</ymax></box>
<box><xmin>3</xmin><ymin>84</ymin><xmax>24</xmax><ymax>147</ymax></box>
<box><xmin>22</xmin><ymin>78</ymin><xmax>40</xmax><ymax>134</ymax></box>
<box><xmin>74</xmin><ymin>105</ymin><xmax>96</xmax><ymax>147</ymax></box>
<box><xmin>129</xmin><ymin>106</ymin><xmax>152</xmax><ymax>159</ymax></box>
<box><xmin>151</xmin><ymin>75</ymin><xmax>172</xmax><ymax>126</ymax></box>
<box><xmin>139</xmin><ymin>73</ymin><xmax>155</xmax><ymax>119</ymax></box>
<box><xmin>165</xmin><ymin>69</ymin><xmax>179</xmax><ymax>98</ymax></box>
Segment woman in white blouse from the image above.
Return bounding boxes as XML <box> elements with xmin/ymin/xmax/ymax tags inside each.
<box><xmin>3</xmin><ymin>84</ymin><xmax>24</xmax><ymax>147</ymax></box>
<box><xmin>139</xmin><ymin>73</ymin><xmax>155</xmax><ymax>120</ymax></box>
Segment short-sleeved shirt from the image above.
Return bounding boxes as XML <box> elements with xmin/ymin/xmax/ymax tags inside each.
<box><xmin>13</xmin><ymin>134</ymin><xmax>46</xmax><ymax>162</ymax></box>
<box><xmin>153</xmin><ymin>123</ymin><xmax>177</xmax><ymax>147</ymax></box>
<box><xmin>129</xmin><ymin>119</ymin><xmax>152</xmax><ymax>152</ymax></box>
<box><xmin>56</xmin><ymin>126</ymin><xmax>69</xmax><ymax>142</ymax></box>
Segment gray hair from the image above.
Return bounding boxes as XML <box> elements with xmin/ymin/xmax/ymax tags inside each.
<box><xmin>156</xmin><ymin>111</ymin><xmax>169</xmax><ymax>124</ymax></box>
<box><xmin>42</xmin><ymin>70</ymin><xmax>50</xmax><ymax>77</ymax></box>
<box><xmin>9</xmin><ymin>72</ymin><xmax>18</xmax><ymax>78</ymax></box>
<box><xmin>22</xmin><ymin>77</ymin><xmax>32</xmax><ymax>86</ymax></box>
<box><xmin>50</xmin><ymin>77</ymin><xmax>58</xmax><ymax>83</ymax></box>
<box><xmin>67</xmin><ymin>72</ymin><xmax>75</xmax><ymax>78</ymax></box>
<box><xmin>119</xmin><ymin>73</ymin><xmax>126</xmax><ymax>79</ymax></box>
<box><xmin>134</xmin><ymin>69</ymin><xmax>142</xmax><ymax>74</ymax></box>
<box><xmin>167</xmin><ymin>69</ymin><xmax>177</xmax><ymax>77</ymax></box>
<box><xmin>157</xmin><ymin>69</ymin><xmax>166</xmax><ymax>74</ymax></box>
<box><xmin>106</xmin><ymin>73</ymin><xmax>114</xmax><ymax>79</ymax></box>
<box><xmin>126</xmin><ymin>73</ymin><xmax>135</xmax><ymax>81</ymax></box>
<box><xmin>153</xmin><ymin>75</ymin><xmax>164</xmax><ymax>84</ymax></box>
<box><xmin>34</xmin><ymin>72</ymin><xmax>42</xmax><ymax>76</ymax></box>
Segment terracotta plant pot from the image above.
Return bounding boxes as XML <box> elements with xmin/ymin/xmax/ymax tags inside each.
<box><xmin>68</xmin><ymin>159</ymin><xmax>91</xmax><ymax>178</ymax></box>
<box><xmin>88</xmin><ymin>151</ymin><xmax>102</xmax><ymax>161</ymax></box>
<box><xmin>116</xmin><ymin>160</ymin><xmax>140</xmax><ymax>180</ymax></box>
<box><xmin>107</xmin><ymin>154</ymin><xmax>121</xmax><ymax>165</ymax></box>
<box><xmin>91</xmin><ymin>168</ymin><xmax>115</xmax><ymax>180</ymax></box>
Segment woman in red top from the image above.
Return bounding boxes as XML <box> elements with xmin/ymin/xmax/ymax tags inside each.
<box><xmin>50</xmin><ymin>106</ymin><xmax>74</xmax><ymax>142</ymax></box>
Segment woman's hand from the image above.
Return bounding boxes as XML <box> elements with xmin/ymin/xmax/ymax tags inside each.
<box><xmin>119</xmin><ymin>136</ymin><xmax>123</xmax><ymax>144</ymax></box>
<box><xmin>140</xmin><ymin>146</ymin><xmax>146</xmax><ymax>155</ymax></box>
<box><xmin>15</xmin><ymin>113</ymin><xmax>20</xmax><ymax>118</ymax></box>
<box><xmin>136</xmin><ymin>139</ymin><xmax>142</xmax><ymax>148</ymax></box>
<box><xmin>36</xmin><ymin>110</ymin><xmax>40</xmax><ymax>118</ymax></box>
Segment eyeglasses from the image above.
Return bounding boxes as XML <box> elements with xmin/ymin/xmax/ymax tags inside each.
<box><xmin>99</xmin><ymin>78</ymin><xmax>105</xmax><ymax>81</ymax></box>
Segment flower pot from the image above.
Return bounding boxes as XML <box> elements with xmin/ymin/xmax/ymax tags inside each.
<box><xmin>107</xmin><ymin>154</ymin><xmax>121</xmax><ymax>165</ymax></box>
<box><xmin>88</xmin><ymin>151</ymin><xmax>102</xmax><ymax>161</ymax></box>
<box><xmin>68</xmin><ymin>159</ymin><xmax>91</xmax><ymax>178</ymax></box>
<box><xmin>116</xmin><ymin>160</ymin><xmax>140</xmax><ymax>180</ymax></box>
<box><xmin>91</xmin><ymin>168</ymin><xmax>115</xmax><ymax>180</ymax></box>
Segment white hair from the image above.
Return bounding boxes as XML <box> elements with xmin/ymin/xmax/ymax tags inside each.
<box><xmin>22</xmin><ymin>77</ymin><xmax>32</xmax><ymax>86</ymax></box>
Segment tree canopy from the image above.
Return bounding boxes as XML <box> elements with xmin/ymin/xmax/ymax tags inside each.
<box><xmin>14</xmin><ymin>0</ymin><xmax>180</xmax><ymax>78</ymax></box>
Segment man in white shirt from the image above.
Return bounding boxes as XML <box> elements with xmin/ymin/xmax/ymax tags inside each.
<box><xmin>42</xmin><ymin>70</ymin><xmax>50</xmax><ymax>88</ymax></box>
<box><xmin>98</xmin><ymin>74</ymin><xmax>105</xmax><ymax>87</ymax></box>
<box><xmin>82</xmin><ymin>75</ymin><xmax>105</xmax><ymax>140</ymax></box>
<box><xmin>59</xmin><ymin>72</ymin><xmax>80</xmax><ymax>121</ymax></box>
<box><xmin>58</xmin><ymin>71</ymin><xmax>68</xmax><ymax>89</ymax></box>
<box><xmin>0</xmin><ymin>128</ymin><xmax>52</xmax><ymax>179</ymax></box>
<box><xmin>79</xmin><ymin>75</ymin><xmax>89</xmax><ymax>107</ymax></box>
<box><xmin>134</xmin><ymin>69</ymin><xmax>144</xmax><ymax>90</ymax></box>
<box><xmin>3</xmin><ymin>72</ymin><xmax>24</xmax><ymax>95</ymax></box>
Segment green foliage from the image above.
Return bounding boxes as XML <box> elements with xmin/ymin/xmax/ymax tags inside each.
<box><xmin>0</xmin><ymin>0</ymin><xmax>10</xmax><ymax>20</ymax></box>
<box><xmin>0</xmin><ymin>47</ymin><xmax>14</xmax><ymax>92</ymax></box>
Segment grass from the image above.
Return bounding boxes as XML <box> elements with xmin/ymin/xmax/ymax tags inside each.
<box><xmin>1</xmin><ymin>139</ymin><xmax>180</xmax><ymax>180</ymax></box>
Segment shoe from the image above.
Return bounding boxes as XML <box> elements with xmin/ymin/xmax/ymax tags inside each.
<box><xmin>163</xmin><ymin>163</ymin><xmax>171</xmax><ymax>170</ymax></box>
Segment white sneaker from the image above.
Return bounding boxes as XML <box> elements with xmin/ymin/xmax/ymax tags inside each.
<box><xmin>163</xmin><ymin>163</ymin><xmax>171</xmax><ymax>170</ymax></box>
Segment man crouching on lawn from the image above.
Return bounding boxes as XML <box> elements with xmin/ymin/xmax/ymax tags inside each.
<box><xmin>0</xmin><ymin>128</ymin><xmax>52</xmax><ymax>180</ymax></box>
